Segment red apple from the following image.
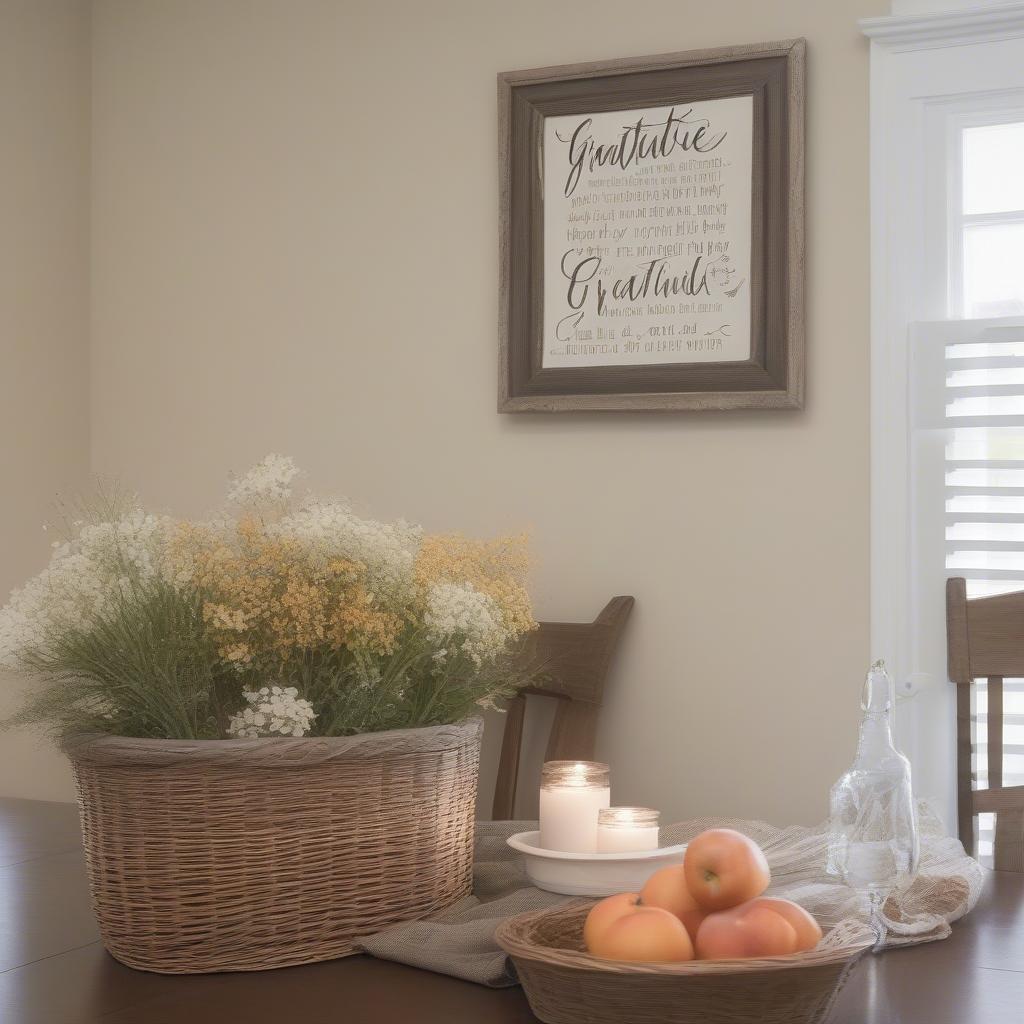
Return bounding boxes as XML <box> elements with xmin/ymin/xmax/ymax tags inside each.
<box><xmin>695</xmin><ymin>901</ymin><xmax>799</xmax><ymax>959</ymax></box>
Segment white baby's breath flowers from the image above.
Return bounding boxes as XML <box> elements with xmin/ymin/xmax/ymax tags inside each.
<box><xmin>227</xmin><ymin>454</ymin><xmax>300</xmax><ymax>504</ymax></box>
<box><xmin>0</xmin><ymin>510</ymin><xmax>173</xmax><ymax>669</ymax></box>
<box><xmin>0</xmin><ymin>554</ymin><xmax>103</xmax><ymax>668</ymax></box>
<box><xmin>227</xmin><ymin>686</ymin><xmax>316</xmax><ymax>739</ymax></box>
<box><xmin>272</xmin><ymin>499</ymin><xmax>422</xmax><ymax>600</ymax></box>
<box><xmin>423</xmin><ymin>581</ymin><xmax>508</xmax><ymax>666</ymax></box>
<box><xmin>79</xmin><ymin>510</ymin><xmax>171</xmax><ymax>574</ymax></box>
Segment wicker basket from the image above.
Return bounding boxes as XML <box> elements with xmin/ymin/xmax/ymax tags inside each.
<box><xmin>64</xmin><ymin>717</ymin><xmax>482</xmax><ymax>974</ymax></box>
<box><xmin>496</xmin><ymin>903</ymin><xmax>874</xmax><ymax>1024</ymax></box>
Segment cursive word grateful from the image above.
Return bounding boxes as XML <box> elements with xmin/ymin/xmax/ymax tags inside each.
<box><xmin>557</xmin><ymin>251</ymin><xmax>711</xmax><ymax>339</ymax></box>
<box><xmin>558</xmin><ymin>107</ymin><xmax>728</xmax><ymax>198</ymax></box>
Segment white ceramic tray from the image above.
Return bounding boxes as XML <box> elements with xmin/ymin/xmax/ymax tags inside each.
<box><xmin>506</xmin><ymin>831</ymin><xmax>687</xmax><ymax>896</ymax></box>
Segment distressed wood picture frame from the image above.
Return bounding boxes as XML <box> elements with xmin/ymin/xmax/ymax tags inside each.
<box><xmin>498</xmin><ymin>38</ymin><xmax>805</xmax><ymax>412</ymax></box>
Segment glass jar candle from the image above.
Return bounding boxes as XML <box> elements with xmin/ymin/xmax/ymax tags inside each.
<box><xmin>596</xmin><ymin>807</ymin><xmax>661</xmax><ymax>852</ymax></box>
<box><xmin>538</xmin><ymin>761</ymin><xmax>610</xmax><ymax>852</ymax></box>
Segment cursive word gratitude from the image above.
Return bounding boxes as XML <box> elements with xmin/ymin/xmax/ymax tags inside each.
<box><xmin>557</xmin><ymin>251</ymin><xmax>711</xmax><ymax>339</ymax></box>
<box><xmin>559</xmin><ymin>108</ymin><xmax>727</xmax><ymax>198</ymax></box>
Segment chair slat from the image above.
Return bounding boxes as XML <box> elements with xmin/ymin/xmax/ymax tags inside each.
<box><xmin>973</xmin><ymin>783</ymin><xmax>1024</xmax><ymax>813</ymax></box>
<box><xmin>989</xmin><ymin>677</ymin><xmax>1004</xmax><ymax>790</ymax></box>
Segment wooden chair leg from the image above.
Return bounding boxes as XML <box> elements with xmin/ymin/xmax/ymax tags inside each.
<box><xmin>491</xmin><ymin>694</ymin><xmax>526</xmax><ymax>821</ymax></box>
<box><xmin>994</xmin><ymin>810</ymin><xmax>1024</xmax><ymax>872</ymax></box>
<box><xmin>956</xmin><ymin>683</ymin><xmax>978</xmax><ymax>857</ymax></box>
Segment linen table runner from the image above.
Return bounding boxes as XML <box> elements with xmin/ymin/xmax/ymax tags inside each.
<box><xmin>358</xmin><ymin>804</ymin><xmax>983</xmax><ymax>987</ymax></box>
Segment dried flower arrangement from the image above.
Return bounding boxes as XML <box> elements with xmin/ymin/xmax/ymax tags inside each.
<box><xmin>0</xmin><ymin>456</ymin><xmax>536</xmax><ymax>740</ymax></box>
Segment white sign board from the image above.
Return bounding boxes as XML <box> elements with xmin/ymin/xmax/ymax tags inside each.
<box><xmin>542</xmin><ymin>96</ymin><xmax>754</xmax><ymax>368</ymax></box>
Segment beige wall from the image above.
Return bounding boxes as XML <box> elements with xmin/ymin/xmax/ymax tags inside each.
<box><xmin>0</xmin><ymin>0</ymin><xmax>91</xmax><ymax>800</ymax></box>
<box><xmin>5</xmin><ymin>0</ymin><xmax>888</xmax><ymax>824</ymax></box>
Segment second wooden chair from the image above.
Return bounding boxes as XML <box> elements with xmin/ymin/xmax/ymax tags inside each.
<box><xmin>491</xmin><ymin>596</ymin><xmax>634</xmax><ymax>820</ymax></box>
<box><xmin>947</xmin><ymin>576</ymin><xmax>1024</xmax><ymax>870</ymax></box>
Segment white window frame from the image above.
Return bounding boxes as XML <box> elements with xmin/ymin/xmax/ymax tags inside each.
<box><xmin>861</xmin><ymin>1</ymin><xmax>1024</xmax><ymax>832</ymax></box>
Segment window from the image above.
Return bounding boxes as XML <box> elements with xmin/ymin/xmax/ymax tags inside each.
<box><xmin>953</xmin><ymin>120</ymin><xmax>1024</xmax><ymax>860</ymax></box>
<box><xmin>913</xmin><ymin>113</ymin><xmax>1024</xmax><ymax>861</ymax></box>
<box><xmin>951</xmin><ymin>118</ymin><xmax>1024</xmax><ymax>319</ymax></box>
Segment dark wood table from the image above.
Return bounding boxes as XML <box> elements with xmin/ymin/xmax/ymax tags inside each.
<box><xmin>1</xmin><ymin>797</ymin><xmax>1022</xmax><ymax>1024</ymax></box>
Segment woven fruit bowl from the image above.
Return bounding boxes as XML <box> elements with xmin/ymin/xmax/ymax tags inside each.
<box><xmin>496</xmin><ymin>902</ymin><xmax>874</xmax><ymax>1024</ymax></box>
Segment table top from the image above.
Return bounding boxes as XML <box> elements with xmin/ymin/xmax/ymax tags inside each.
<box><xmin>1</xmin><ymin>797</ymin><xmax>1022</xmax><ymax>1024</ymax></box>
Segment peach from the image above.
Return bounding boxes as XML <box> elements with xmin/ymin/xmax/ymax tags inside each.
<box><xmin>587</xmin><ymin>906</ymin><xmax>695</xmax><ymax>963</ymax></box>
<box><xmin>684</xmin><ymin>829</ymin><xmax>770</xmax><ymax>911</ymax></box>
<box><xmin>582</xmin><ymin>892</ymin><xmax>641</xmax><ymax>951</ymax></box>
<box><xmin>639</xmin><ymin>864</ymin><xmax>707</xmax><ymax>940</ymax></box>
<box><xmin>696</xmin><ymin>901</ymin><xmax>799</xmax><ymax>959</ymax></box>
<box><xmin>748</xmin><ymin>897</ymin><xmax>822</xmax><ymax>952</ymax></box>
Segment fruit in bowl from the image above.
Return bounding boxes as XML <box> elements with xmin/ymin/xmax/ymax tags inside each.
<box><xmin>684</xmin><ymin>828</ymin><xmax>771</xmax><ymax>911</ymax></box>
<box><xmin>583</xmin><ymin>892</ymin><xmax>694</xmax><ymax>962</ymax></box>
<box><xmin>750</xmin><ymin>896</ymin><xmax>823</xmax><ymax>951</ymax></box>
<box><xmin>695</xmin><ymin>896</ymin><xmax>822</xmax><ymax>958</ymax></box>
<box><xmin>582</xmin><ymin>892</ymin><xmax>643</xmax><ymax>950</ymax></box>
<box><xmin>583</xmin><ymin>828</ymin><xmax>822</xmax><ymax>962</ymax></box>
<box><xmin>639</xmin><ymin>864</ymin><xmax>706</xmax><ymax>940</ymax></box>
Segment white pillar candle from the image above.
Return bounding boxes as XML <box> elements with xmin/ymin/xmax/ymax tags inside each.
<box><xmin>596</xmin><ymin>807</ymin><xmax>661</xmax><ymax>853</ymax></box>
<box><xmin>538</xmin><ymin>761</ymin><xmax>610</xmax><ymax>853</ymax></box>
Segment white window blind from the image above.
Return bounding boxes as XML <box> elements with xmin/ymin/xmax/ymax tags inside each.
<box><xmin>912</xmin><ymin>316</ymin><xmax>1024</xmax><ymax>859</ymax></box>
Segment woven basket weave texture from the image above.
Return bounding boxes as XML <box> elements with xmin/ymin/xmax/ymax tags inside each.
<box><xmin>497</xmin><ymin>902</ymin><xmax>874</xmax><ymax>1024</ymax></box>
<box><xmin>65</xmin><ymin>717</ymin><xmax>482</xmax><ymax>973</ymax></box>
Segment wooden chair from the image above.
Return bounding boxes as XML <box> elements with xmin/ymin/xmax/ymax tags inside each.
<box><xmin>491</xmin><ymin>596</ymin><xmax>634</xmax><ymax>820</ymax></box>
<box><xmin>947</xmin><ymin>577</ymin><xmax>1024</xmax><ymax>870</ymax></box>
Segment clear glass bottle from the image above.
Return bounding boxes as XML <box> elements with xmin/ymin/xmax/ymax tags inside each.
<box><xmin>827</xmin><ymin>660</ymin><xmax>920</xmax><ymax>945</ymax></box>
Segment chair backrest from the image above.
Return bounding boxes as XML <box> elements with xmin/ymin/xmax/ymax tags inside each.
<box><xmin>947</xmin><ymin>576</ymin><xmax>1024</xmax><ymax>870</ymax></box>
<box><xmin>491</xmin><ymin>596</ymin><xmax>634</xmax><ymax>820</ymax></box>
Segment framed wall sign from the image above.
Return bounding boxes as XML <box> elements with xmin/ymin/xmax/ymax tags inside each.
<box><xmin>498</xmin><ymin>39</ymin><xmax>805</xmax><ymax>412</ymax></box>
